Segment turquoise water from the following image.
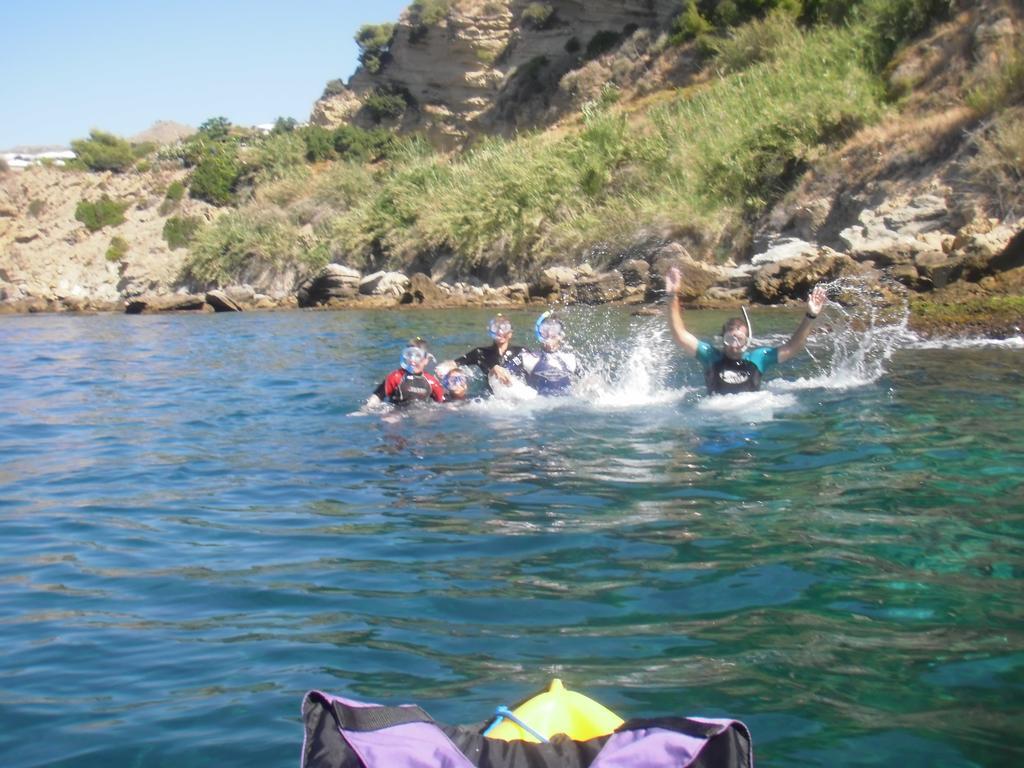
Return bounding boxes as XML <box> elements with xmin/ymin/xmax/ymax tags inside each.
<box><xmin>1</xmin><ymin>304</ymin><xmax>1021</xmax><ymax>767</ymax></box>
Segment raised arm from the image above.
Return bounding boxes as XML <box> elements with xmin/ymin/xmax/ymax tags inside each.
<box><xmin>665</xmin><ymin>267</ymin><xmax>701</xmax><ymax>357</ymax></box>
<box><xmin>776</xmin><ymin>285</ymin><xmax>827</xmax><ymax>363</ymax></box>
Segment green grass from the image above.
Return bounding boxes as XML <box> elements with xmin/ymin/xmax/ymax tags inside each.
<box><xmin>184</xmin><ymin>207</ymin><xmax>328</xmax><ymax>286</ymax></box>
<box><xmin>183</xmin><ymin>2</ymin><xmax>961</xmax><ymax>282</ymax></box>
<box><xmin>162</xmin><ymin>216</ymin><xmax>203</xmax><ymax>250</ymax></box>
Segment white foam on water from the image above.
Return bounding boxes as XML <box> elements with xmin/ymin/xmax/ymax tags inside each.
<box><xmin>797</xmin><ymin>277</ymin><xmax>913</xmax><ymax>390</ymax></box>
<box><xmin>582</xmin><ymin>324</ymin><xmax>693</xmax><ymax>409</ymax></box>
<box><xmin>696</xmin><ymin>389</ymin><xmax>799</xmax><ymax>422</ymax></box>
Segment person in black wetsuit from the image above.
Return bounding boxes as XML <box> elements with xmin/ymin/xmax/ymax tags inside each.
<box><xmin>449</xmin><ymin>314</ymin><xmax>526</xmax><ymax>391</ymax></box>
<box><xmin>665</xmin><ymin>266</ymin><xmax>827</xmax><ymax>395</ymax></box>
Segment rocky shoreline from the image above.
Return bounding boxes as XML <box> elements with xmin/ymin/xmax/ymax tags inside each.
<box><xmin>2</xmin><ymin>188</ymin><xmax>1020</xmax><ymax>340</ymax></box>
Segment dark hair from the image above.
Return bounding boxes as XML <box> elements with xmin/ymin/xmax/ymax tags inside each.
<box><xmin>722</xmin><ymin>317</ymin><xmax>748</xmax><ymax>335</ymax></box>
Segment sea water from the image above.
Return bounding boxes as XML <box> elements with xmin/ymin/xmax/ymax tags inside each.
<box><xmin>0</xmin><ymin>290</ymin><xmax>1021</xmax><ymax>767</ymax></box>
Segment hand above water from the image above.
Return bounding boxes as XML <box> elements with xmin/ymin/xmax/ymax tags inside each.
<box><xmin>807</xmin><ymin>285</ymin><xmax>827</xmax><ymax>317</ymax></box>
<box><xmin>664</xmin><ymin>266</ymin><xmax>681</xmax><ymax>295</ymax></box>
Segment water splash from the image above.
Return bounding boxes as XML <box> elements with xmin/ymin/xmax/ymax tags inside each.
<box><xmin>770</xmin><ymin>276</ymin><xmax>913</xmax><ymax>392</ymax></box>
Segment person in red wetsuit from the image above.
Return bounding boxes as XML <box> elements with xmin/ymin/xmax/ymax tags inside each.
<box><xmin>366</xmin><ymin>342</ymin><xmax>445</xmax><ymax>408</ymax></box>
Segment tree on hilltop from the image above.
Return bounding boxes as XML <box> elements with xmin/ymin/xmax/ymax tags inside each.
<box><xmin>70</xmin><ymin>130</ymin><xmax>136</xmax><ymax>173</ymax></box>
<box><xmin>355</xmin><ymin>23</ymin><xmax>395</xmax><ymax>74</ymax></box>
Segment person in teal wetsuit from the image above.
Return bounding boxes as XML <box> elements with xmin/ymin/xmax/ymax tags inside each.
<box><xmin>664</xmin><ymin>266</ymin><xmax>827</xmax><ymax>395</ymax></box>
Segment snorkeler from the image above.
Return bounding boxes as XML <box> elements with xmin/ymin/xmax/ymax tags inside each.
<box><xmin>449</xmin><ymin>313</ymin><xmax>527</xmax><ymax>390</ymax></box>
<box><xmin>434</xmin><ymin>361</ymin><xmax>470</xmax><ymax>402</ymax></box>
<box><xmin>365</xmin><ymin>341</ymin><xmax>445</xmax><ymax>408</ymax></box>
<box><xmin>665</xmin><ymin>266</ymin><xmax>827</xmax><ymax>395</ymax></box>
<box><xmin>518</xmin><ymin>311</ymin><xmax>579</xmax><ymax>396</ymax></box>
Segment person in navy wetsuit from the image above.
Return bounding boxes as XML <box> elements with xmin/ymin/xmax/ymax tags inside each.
<box><xmin>518</xmin><ymin>311</ymin><xmax>579</xmax><ymax>396</ymax></box>
<box><xmin>365</xmin><ymin>342</ymin><xmax>445</xmax><ymax>408</ymax></box>
<box><xmin>665</xmin><ymin>266</ymin><xmax>827</xmax><ymax>395</ymax></box>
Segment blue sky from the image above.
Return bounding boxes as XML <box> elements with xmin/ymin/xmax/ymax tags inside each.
<box><xmin>0</xmin><ymin>0</ymin><xmax>411</xmax><ymax>149</ymax></box>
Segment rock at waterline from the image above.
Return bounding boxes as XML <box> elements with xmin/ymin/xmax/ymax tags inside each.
<box><xmin>205</xmin><ymin>290</ymin><xmax>244</xmax><ymax>312</ymax></box>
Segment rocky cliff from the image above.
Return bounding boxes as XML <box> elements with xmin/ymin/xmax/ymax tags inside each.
<box><xmin>0</xmin><ymin>166</ymin><xmax>215</xmax><ymax>312</ymax></box>
<box><xmin>311</xmin><ymin>0</ymin><xmax>681</xmax><ymax>147</ymax></box>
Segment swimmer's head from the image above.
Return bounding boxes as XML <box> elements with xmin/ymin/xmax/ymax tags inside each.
<box><xmin>535</xmin><ymin>311</ymin><xmax>565</xmax><ymax>351</ymax></box>
<box><xmin>488</xmin><ymin>314</ymin><xmax>513</xmax><ymax>342</ymax></box>
<box><xmin>442</xmin><ymin>367</ymin><xmax>469</xmax><ymax>400</ymax></box>
<box><xmin>400</xmin><ymin>345</ymin><xmax>427</xmax><ymax>373</ymax></box>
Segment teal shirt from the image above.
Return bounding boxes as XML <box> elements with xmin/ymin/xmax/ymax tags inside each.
<box><xmin>696</xmin><ymin>342</ymin><xmax>779</xmax><ymax>373</ymax></box>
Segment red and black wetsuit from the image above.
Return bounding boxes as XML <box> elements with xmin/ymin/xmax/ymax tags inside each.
<box><xmin>372</xmin><ymin>369</ymin><xmax>444</xmax><ymax>406</ymax></box>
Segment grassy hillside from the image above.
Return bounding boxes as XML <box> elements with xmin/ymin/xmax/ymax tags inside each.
<box><xmin>63</xmin><ymin>0</ymin><xmax>1020</xmax><ymax>290</ymax></box>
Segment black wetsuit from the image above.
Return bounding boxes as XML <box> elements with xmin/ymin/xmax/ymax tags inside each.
<box><xmin>696</xmin><ymin>342</ymin><xmax>778</xmax><ymax>395</ymax></box>
<box><xmin>705</xmin><ymin>357</ymin><xmax>763</xmax><ymax>395</ymax></box>
<box><xmin>455</xmin><ymin>344</ymin><xmax>525</xmax><ymax>389</ymax></box>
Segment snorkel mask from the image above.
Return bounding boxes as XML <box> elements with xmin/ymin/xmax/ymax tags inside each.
<box><xmin>723</xmin><ymin>331</ymin><xmax>749</xmax><ymax>351</ymax></box>
<box><xmin>488</xmin><ymin>314</ymin><xmax>513</xmax><ymax>340</ymax></box>
<box><xmin>535</xmin><ymin>311</ymin><xmax>565</xmax><ymax>348</ymax></box>
<box><xmin>400</xmin><ymin>345</ymin><xmax>426</xmax><ymax>373</ymax></box>
<box><xmin>443</xmin><ymin>369</ymin><xmax>469</xmax><ymax>396</ymax></box>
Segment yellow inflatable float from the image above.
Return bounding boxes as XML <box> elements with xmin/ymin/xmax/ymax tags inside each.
<box><xmin>483</xmin><ymin>678</ymin><xmax>624</xmax><ymax>742</ymax></box>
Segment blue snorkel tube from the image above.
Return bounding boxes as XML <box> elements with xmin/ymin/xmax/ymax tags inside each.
<box><xmin>534</xmin><ymin>311</ymin><xmax>550</xmax><ymax>343</ymax></box>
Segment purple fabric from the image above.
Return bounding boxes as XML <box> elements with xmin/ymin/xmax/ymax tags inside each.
<box><xmin>590</xmin><ymin>719</ymin><xmax>739</xmax><ymax>768</ymax></box>
<box><xmin>302</xmin><ymin>690</ymin><xmax>474</xmax><ymax>768</ymax></box>
<box><xmin>342</xmin><ymin>721</ymin><xmax>475</xmax><ymax>768</ymax></box>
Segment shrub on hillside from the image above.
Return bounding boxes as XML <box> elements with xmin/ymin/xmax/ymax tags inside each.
<box><xmin>189</xmin><ymin>149</ymin><xmax>242</xmax><ymax>206</ymax></box>
<box><xmin>185</xmin><ymin>207</ymin><xmax>326</xmax><ymax>286</ymax></box>
<box><xmin>198</xmin><ymin>117</ymin><xmax>233</xmax><ymax>142</ymax></box>
<box><xmin>522</xmin><ymin>3</ymin><xmax>555</xmax><ymax>30</ymax></box>
<box><xmin>250</xmin><ymin>132</ymin><xmax>309</xmax><ymax>184</ymax></box>
<box><xmin>799</xmin><ymin>0</ymin><xmax>859</xmax><ymax>24</ymax></box>
<box><xmin>273</xmin><ymin>116</ymin><xmax>299</xmax><ymax>134</ymax></box>
<box><xmin>28</xmin><ymin>199</ymin><xmax>46</xmax><ymax>217</ymax></box>
<box><xmin>355</xmin><ymin>23</ymin><xmax>395</xmax><ymax>74</ymax></box>
<box><xmin>966</xmin><ymin>107</ymin><xmax>1024</xmax><ymax>218</ymax></box>
<box><xmin>669</xmin><ymin>0</ymin><xmax>714</xmax><ymax>45</ymax></box>
<box><xmin>709</xmin><ymin>9</ymin><xmax>803</xmax><ymax>73</ymax></box>
<box><xmin>163</xmin><ymin>215</ymin><xmax>204</xmax><ymax>250</ymax></box>
<box><xmin>332</xmin><ymin>125</ymin><xmax>400</xmax><ymax>162</ymax></box>
<box><xmin>106</xmin><ymin>236</ymin><xmax>129</xmax><ymax>262</ymax></box>
<box><xmin>966</xmin><ymin>49</ymin><xmax>1024</xmax><ymax>117</ymax></box>
<box><xmin>70</xmin><ymin>130</ymin><xmax>137</xmax><ymax>173</ymax></box>
<box><xmin>302</xmin><ymin>126</ymin><xmax>337</xmax><ymax>163</ymax></box>
<box><xmin>0</xmin><ymin>157</ymin><xmax>8</xmax><ymax>173</ymax></box>
<box><xmin>158</xmin><ymin>180</ymin><xmax>186</xmax><ymax>215</ymax></box>
<box><xmin>75</xmin><ymin>195</ymin><xmax>129</xmax><ymax>231</ymax></box>
<box><xmin>408</xmin><ymin>0</ymin><xmax>453</xmax><ymax>42</ymax></box>
<box><xmin>855</xmin><ymin>0</ymin><xmax>957</xmax><ymax>71</ymax></box>
<box><xmin>322</xmin><ymin>79</ymin><xmax>347</xmax><ymax>98</ymax></box>
<box><xmin>165</xmin><ymin>180</ymin><xmax>186</xmax><ymax>202</ymax></box>
<box><xmin>363</xmin><ymin>87</ymin><xmax>410</xmax><ymax>123</ymax></box>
